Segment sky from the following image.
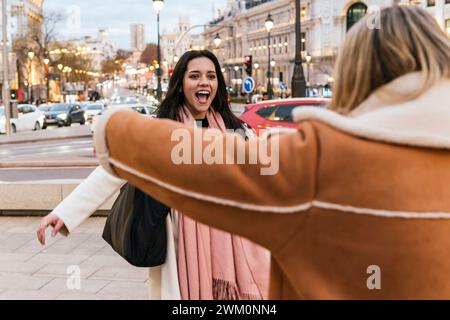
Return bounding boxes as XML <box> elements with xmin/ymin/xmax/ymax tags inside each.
<box><xmin>44</xmin><ymin>0</ymin><xmax>227</xmax><ymax>50</ymax></box>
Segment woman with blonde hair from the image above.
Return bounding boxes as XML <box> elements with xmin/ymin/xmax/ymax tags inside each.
<box><xmin>92</xmin><ymin>5</ymin><xmax>450</xmax><ymax>299</ymax></box>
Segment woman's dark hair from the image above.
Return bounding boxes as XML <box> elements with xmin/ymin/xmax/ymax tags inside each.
<box><xmin>156</xmin><ymin>50</ymin><xmax>245</xmax><ymax>131</ymax></box>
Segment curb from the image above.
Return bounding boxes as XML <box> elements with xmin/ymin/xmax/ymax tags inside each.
<box><xmin>0</xmin><ymin>160</ymin><xmax>98</xmax><ymax>168</ymax></box>
<box><xmin>0</xmin><ymin>181</ymin><xmax>117</xmax><ymax>212</ymax></box>
<box><xmin>0</xmin><ymin>210</ymin><xmax>108</xmax><ymax>217</ymax></box>
<box><xmin>0</xmin><ymin>134</ymin><xmax>93</xmax><ymax>145</ymax></box>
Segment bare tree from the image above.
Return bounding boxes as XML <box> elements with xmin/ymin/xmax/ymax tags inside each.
<box><xmin>12</xmin><ymin>10</ymin><xmax>66</xmax><ymax>101</ymax></box>
<box><xmin>30</xmin><ymin>10</ymin><xmax>65</xmax><ymax>59</ymax></box>
<box><xmin>140</xmin><ymin>43</ymin><xmax>158</xmax><ymax>66</ymax></box>
<box><xmin>101</xmin><ymin>50</ymin><xmax>132</xmax><ymax>76</ymax></box>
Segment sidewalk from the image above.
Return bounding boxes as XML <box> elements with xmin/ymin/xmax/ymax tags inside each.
<box><xmin>0</xmin><ymin>125</ymin><xmax>92</xmax><ymax>145</ymax></box>
<box><xmin>0</xmin><ymin>216</ymin><xmax>149</xmax><ymax>300</ymax></box>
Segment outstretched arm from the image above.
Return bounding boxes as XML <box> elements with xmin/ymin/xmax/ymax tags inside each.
<box><xmin>94</xmin><ymin>111</ymin><xmax>318</xmax><ymax>251</ymax></box>
<box><xmin>37</xmin><ymin>166</ymin><xmax>125</xmax><ymax>245</ymax></box>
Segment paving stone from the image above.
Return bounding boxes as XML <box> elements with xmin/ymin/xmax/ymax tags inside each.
<box><xmin>80</xmin><ymin>254</ymin><xmax>133</xmax><ymax>268</ymax></box>
<box><xmin>26</xmin><ymin>253</ymin><xmax>90</xmax><ymax>265</ymax></box>
<box><xmin>6</xmin><ymin>217</ymin><xmax>42</xmax><ymax>233</ymax></box>
<box><xmin>55</xmin><ymin>292</ymin><xmax>133</xmax><ymax>300</ymax></box>
<box><xmin>40</xmin><ymin>233</ymin><xmax>92</xmax><ymax>254</ymax></box>
<box><xmin>93</xmin><ymin>243</ymin><xmax>120</xmax><ymax>256</ymax></box>
<box><xmin>33</xmin><ymin>263</ymin><xmax>102</xmax><ymax>279</ymax></box>
<box><xmin>96</xmin><ymin>281</ymin><xmax>149</xmax><ymax>299</ymax></box>
<box><xmin>55</xmin><ymin>292</ymin><xmax>114</xmax><ymax>300</ymax></box>
<box><xmin>0</xmin><ymin>289</ymin><xmax>61</xmax><ymax>300</ymax></box>
<box><xmin>67</xmin><ymin>234</ymin><xmax>106</xmax><ymax>256</ymax></box>
<box><xmin>0</xmin><ymin>233</ymin><xmax>35</xmax><ymax>253</ymax></box>
<box><xmin>40</xmin><ymin>277</ymin><xmax>110</xmax><ymax>295</ymax></box>
<box><xmin>0</xmin><ymin>252</ymin><xmax>34</xmax><ymax>262</ymax></box>
<box><xmin>0</xmin><ymin>260</ymin><xmax>47</xmax><ymax>274</ymax></box>
<box><xmin>89</xmin><ymin>265</ymin><xmax>149</xmax><ymax>282</ymax></box>
<box><xmin>0</xmin><ymin>273</ymin><xmax>53</xmax><ymax>290</ymax></box>
<box><xmin>15</xmin><ymin>237</ymin><xmax>49</xmax><ymax>254</ymax></box>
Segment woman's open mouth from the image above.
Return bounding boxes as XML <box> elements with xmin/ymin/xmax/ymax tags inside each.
<box><xmin>195</xmin><ymin>91</ymin><xmax>211</xmax><ymax>104</ymax></box>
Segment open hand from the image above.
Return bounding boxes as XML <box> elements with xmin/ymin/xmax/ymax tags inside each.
<box><xmin>37</xmin><ymin>213</ymin><xmax>65</xmax><ymax>246</ymax></box>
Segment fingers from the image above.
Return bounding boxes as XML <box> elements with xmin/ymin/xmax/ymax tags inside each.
<box><xmin>52</xmin><ymin>219</ymin><xmax>65</xmax><ymax>238</ymax></box>
<box><xmin>37</xmin><ymin>214</ymin><xmax>62</xmax><ymax>246</ymax></box>
<box><xmin>37</xmin><ymin>218</ymin><xmax>49</xmax><ymax>246</ymax></box>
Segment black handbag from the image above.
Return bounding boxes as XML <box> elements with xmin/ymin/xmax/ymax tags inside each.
<box><xmin>102</xmin><ymin>183</ymin><xmax>170</xmax><ymax>267</ymax></box>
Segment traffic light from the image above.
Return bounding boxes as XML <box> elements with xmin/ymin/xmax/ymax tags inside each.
<box><xmin>10</xmin><ymin>90</ymin><xmax>17</xmax><ymax>100</ymax></box>
<box><xmin>244</xmin><ymin>55</ymin><xmax>252</xmax><ymax>76</ymax></box>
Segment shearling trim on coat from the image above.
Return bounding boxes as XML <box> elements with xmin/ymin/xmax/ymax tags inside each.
<box><xmin>293</xmin><ymin>73</ymin><xmax>450</xmax><ymax>149</ymax></box>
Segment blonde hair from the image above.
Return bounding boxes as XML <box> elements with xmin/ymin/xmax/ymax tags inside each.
<box><xmin>330</xmin><ymin>5</ymin><xmax>450</xmax><ymax>114</ymax></box>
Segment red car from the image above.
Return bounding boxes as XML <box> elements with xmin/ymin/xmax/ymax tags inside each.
<box><xmin>239</xmin><ymin>98</ymin><xmax>330</xmax><ymax>136</ymax></box>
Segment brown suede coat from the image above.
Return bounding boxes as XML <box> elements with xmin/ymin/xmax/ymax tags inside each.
<box><xmin>95</xmin><ymin>73</ymin><xmax>450</xmax><ymax>299</ymax></box>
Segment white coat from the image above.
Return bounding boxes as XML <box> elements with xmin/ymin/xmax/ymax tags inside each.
<box><xmin>52</xmin><ymin>166</ymin><xmax>181</xmax><ymax>300</ymax></box>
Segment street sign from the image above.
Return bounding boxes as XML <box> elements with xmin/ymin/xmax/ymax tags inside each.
<box><xmin>279</xmin><ymin>82</ymin><xmax>286</xmax><ymax>91</ymax></box>
<box><xmin>243</xmin><ymin>77</ymin><xmax>255</xmax><ymax>94</ymax></box>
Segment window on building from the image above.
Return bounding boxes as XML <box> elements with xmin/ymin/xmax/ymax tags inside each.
<box><xmin>346</xmin><ymin>2</ymin><xmax>368</xmax><ymax>31</ymax></box>
<box><xmin>301</xmin><ymin>32</ymin><xmax>306</xmax><ymax>52</ymax></box>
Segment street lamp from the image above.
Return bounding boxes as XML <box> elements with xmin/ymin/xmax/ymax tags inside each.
<box><xmin>153</xmin><ymin>0</ymin><xmax>164</xmax><ymax>102</ymax></box>
<box><xmin>253</xmin><ymin>63</ymin><xmax>260</xmax><ymax>93</ymax></box>
<box><xmin>214</xmin><ymin>33</ymin><xmax>222</xmax><ymax>47</ymax></box>
<box><xmin>234</xmin><ymin>65</ymin><xmax>239</xmax><ymax>98</ymax></box>
<box><xmin>305</xmin><ymin>54</ymin><xmax>311</xmax><ymax>97</ymax></box>
<box><xmin>43</xmin><ymin>58</ymin><xmax>50</xmax><ymax>101</ymax></box>
<box><xmin>265</xmin><ymin>14</ymin><xmax>274</xmax><ymax>100</ymax></box>
<box><xmin>291</xmin><ymin>0</ymin><xmax>307</xmax><ymax>97</ymax></box>
<box><xmin>27</xmin><ymin>51</ymin><xmax>35</xmax><ymax>103</ymax></box>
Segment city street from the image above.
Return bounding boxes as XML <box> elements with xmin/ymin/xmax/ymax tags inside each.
<box><xmin>0</xmin><ymin>168</ymin><xmax>94</xmax><ymax>182</ymax></box>
<box><xmin>0</xmin><ymin>138</ymin><xmax>94</xmax><ymax>164</ymax></box>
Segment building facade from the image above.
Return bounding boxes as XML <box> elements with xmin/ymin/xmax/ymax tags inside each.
<box><xmin>203</xmin><ymin>0</ymin><xmax>449</xmax><ymax>97</ymax></box>
<box><xmin>6</xmin><ymin>0</ymin><xmax>45</xmax><ymax>102</ymax></box>
<box><xmin>130</xmin><ymin>23</ymin><xmax>145</xmax><ymax>52</ymax></box>
<box><xmin>161</xmin><ymin>16</ymin><xmax>205</xmax><ymax>71</ymax></box>
<box><xmin>74</xmin><ymin>29</ymin><xmax>116</xmax><ymax>72</ymax></box>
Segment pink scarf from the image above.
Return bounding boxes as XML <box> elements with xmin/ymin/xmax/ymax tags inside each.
<box><xmin>176</xmin><ymin>105</ymin><xmax>270</xmax><ymax>300</ymax></box>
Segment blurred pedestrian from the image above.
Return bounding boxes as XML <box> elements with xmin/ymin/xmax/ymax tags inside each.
<box><xmin>37</xmin><ymin>50</ymin><xmax>269</xmax><ymax>300</ymax></box>
<box><xmin>93</xmin><ymin>6</ymin><xmax>450</xmax><ymax>299</ymax></box>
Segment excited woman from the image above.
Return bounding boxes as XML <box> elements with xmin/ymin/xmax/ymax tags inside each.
<box><xmin>37</xmin><ymin>50</ymin><xmax>270</xmax><ymax>300</ymax></box>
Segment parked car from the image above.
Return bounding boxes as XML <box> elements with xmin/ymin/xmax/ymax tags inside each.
<box><xmin>43</xmin><ymin>103</ymin><xmax>86</xmax><ymax>129</ymax></box>
<box><xmin>82</xmin><ymin>103</ymin><xmax>105</xmax><ymax>123</ymax></box>
<box><xmin>239</xmin><ymin>98</ymin><xmax>330</xmax><ymax>136</ymax></box>
<box><xmin>37</xmin><ymin>104</ymin><xmax>53</xmax><ymax>114</ymax></box>
<box><xmin>0</xmin><ymin>104</ymin><xmax>44</xmax><ymax>133</ymax></box>
<box><xmin>91</xmin><ymin>104</ymin><xmax>157</xmax><ymax>133</ymax></box>
<box><xmin>251</xmin><ymin>94</ymin><xmax>263</xmax><ymax>103</ymax></box>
